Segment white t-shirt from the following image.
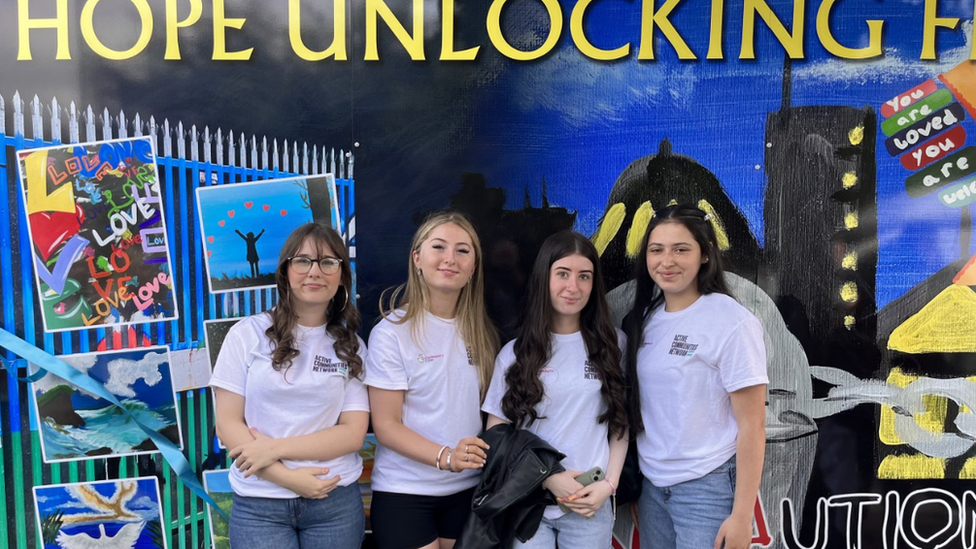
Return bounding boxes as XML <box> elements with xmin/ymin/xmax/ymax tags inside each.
<box><xmin>210</xmin><ymin>313</ymin><xmax>370</xmax><ymax>498</ymax></box>
<box><xmin>636</xmin><ymin>292</ymin><xmax>768</xmax><ymax>487</ymax></box>
<box><xmin>483</xmin><ymin>330</ymin><xmax>625</xmax><ymax>519</ymax></box>
<box><xmin>364</xmin><ymin>310</ymin><xmax>482</xmax><ymax>496</ymax></box>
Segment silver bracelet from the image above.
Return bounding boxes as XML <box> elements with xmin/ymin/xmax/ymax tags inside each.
<box><xmin>446</xmin><ymin>447</ymin><xmax>454</xmax><ymax>472</ymax></box>
<box><xmin>436</xmin><ymin>446</ymin><xmax>449</xmax><ymax>470</ymax></box>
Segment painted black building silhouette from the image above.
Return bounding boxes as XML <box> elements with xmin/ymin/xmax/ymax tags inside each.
<box><xmin>761</xmin><ymin>106</ymin><xmax>879</xmax><ymax>368</ymax></box>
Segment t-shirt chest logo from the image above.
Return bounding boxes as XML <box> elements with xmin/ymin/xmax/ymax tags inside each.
<box><xmin>313</xmin><ymin>355</ymin><xmax>348</xmax><ymax>376</ymax></box>
<box><xmin>668</xmin><ymin>334</ymin><xmax>699</xmax><ymax>357</ymax></box>
<box><xmin>417</xmin><ymin>353</ymin><xmax>444</xmax><ymax>364</ymax></box>
<box><xmin>583</xmin><ymin>359</ymin><xmax>599</xmax><ymax>380</ymax></box>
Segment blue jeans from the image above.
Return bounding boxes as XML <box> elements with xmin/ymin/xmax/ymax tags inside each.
<box><xmin>515</xmin><ymin>500</ymin><xmax>614</xmax><ymax>549</ymax></box>
<box><xmin>638</xmin><ymin>457</ymin><xmax>736</xmax><ymax>549</ymax></box>
<box><xmin>229</xmin><ymin>483</ymin><xmax>364</xmax><ymax>549</ymax></box>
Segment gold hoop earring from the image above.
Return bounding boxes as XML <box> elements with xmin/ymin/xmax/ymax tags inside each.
<box><xmin>332</xmin><ymin>286</ymin><xmax>348</xmax><ymax>313</ymax></box>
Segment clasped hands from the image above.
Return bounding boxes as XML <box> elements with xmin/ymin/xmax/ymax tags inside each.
<box><xmin>228</xmin><ymin>428</ymin><xmax>339</xmax><ymax>499</ymax></box>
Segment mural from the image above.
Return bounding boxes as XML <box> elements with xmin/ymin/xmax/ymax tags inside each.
<box><xmin>16</xmin><ymin>138</ymin><xmax>177</xmax><ymax>331</ymax></box>
<box><xmin>1</xmin><ymin>0</ymin><xmax>975</xmax><ymax>547</ymax></box>
<box><xmin>32</xmin><ymin>476</ymin><xmax>166</xmax><ymax>549</ymax></box>
<box><xmin>196</xmin><ymin>174</ymin><xmax>340</xmax><ymax>293</ymax></box>
<box><xmin>28</xmin><ymin>346</ymin><xmax>182</xmax><ymax>463</ymax></box>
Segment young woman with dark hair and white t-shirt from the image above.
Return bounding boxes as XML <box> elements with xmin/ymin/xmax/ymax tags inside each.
<box><xmin>211</xmin><ymin>223</ymin><xmax>369</xmax><ymax>549</ymax></box>
<box><xmin>482</xmin><ymin>230</ymin><xmax>629</xmax><ymax>549</ymax></box>
<box><xmin>365</xmin><ymin>212</ymin><xmax>500</xmax><ymax>549</ymax></box>
<box><xmin>623</xmin><ymin>204</ymin><xmax>768</xmax><ymax>549</ymax></box>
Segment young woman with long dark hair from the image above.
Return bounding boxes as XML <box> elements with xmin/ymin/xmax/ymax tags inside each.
<box><xmin>483</xmin><ymin>230</ymin><xmax>628</xmax><ymax>548</ymax></box>
<box><xmin>365</xmin><ymin>212</ymin><xmax>499</xmax><ymax>549</ymax></box>
<box><xmin>624</xmin><ymin>204</ymin><xmax>767</xmax><ymax>549</ymax></box>
<box><xmin>212</xmin><ymin>222</ymin><xmax>368</xmax><ymax>549</ymax></box>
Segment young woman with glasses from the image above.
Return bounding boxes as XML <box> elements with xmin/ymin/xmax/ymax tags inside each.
<box><xmin>212</xmin><ymin>222</ymin><xmax>369</xmax><ymax>549</ymax></box>
<box><xmin>624</xmin><ymin>204</ymin><xmax>767</xmax><ymax>549</ymax></box>
<box><xmin>365</xmin><ymin>212</ymin><xmax>499</xmax><ymax>549</ymax></box>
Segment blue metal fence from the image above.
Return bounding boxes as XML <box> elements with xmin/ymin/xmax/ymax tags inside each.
<box><xmin>0</xmin><ymin>92</ymin><xmax>356</xmax><ymax>548</ymax></box>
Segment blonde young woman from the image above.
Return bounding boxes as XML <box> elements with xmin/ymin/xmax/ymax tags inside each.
<box><xmin>365</xmin><ymin>212</ymin><xmax>499</xmax><ymax>549</ymax></box>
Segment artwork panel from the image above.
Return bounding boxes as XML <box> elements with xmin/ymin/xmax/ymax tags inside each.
<box><xmin>15</xmin><ymin>137</ymin><xmax>178</xmax><ymax>332</ymax></box>
<box><xmin>33</xmin><ymin>476</ymin><xmax>167</xmax><ymax>549</ymax></box>
<box><xmin>203</xmin><ymin>470</ymin><xmax>232</xmax><ymax>549</ymax></box>
<box><xmin>168</xmin><ymin>347</ymin><xmax>213</xmax><ymax>392</ymax></box>
<box><xmin>28</xmin><ymin>346</ymin><xmax>183</xmax><ymax>463</ymax></box>
<box><xmin>203</xmin><ymin>318</ymin><xmax>245</xmax><ymax>372</ymax></box>
<box><xmin>195</xmin><ymin>175</ymin><xmax>341</xmax><ymax>294</ymax></box>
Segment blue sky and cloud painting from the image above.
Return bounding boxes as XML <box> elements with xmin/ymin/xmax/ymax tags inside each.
<box><xmin>33</xmin><ymin>476</ymin><xmax>165</xmax><ymax>549</ymax></box>
<box><xmin>196</xmin><ymin>175</ymin><xmax>340</xmax><ymax>293</ymax></box>
<box><xmin>29</xmin><ymin>347</ymin><xmax>182</xmax><ymax>463</ymax></box>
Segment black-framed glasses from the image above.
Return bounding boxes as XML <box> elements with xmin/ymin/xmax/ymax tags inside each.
<box><xmin>287</xmin><ymin>256</ymin><xmax>342</xmax><ymax>275</ymax></box>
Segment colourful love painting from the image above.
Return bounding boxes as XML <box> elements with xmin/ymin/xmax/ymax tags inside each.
<box><xmin>16</xmin><ymin>137</ymin><xmax>178</xmax><ymax>332</ymax></box>
<box><xmin>195</xmin><ymin>174</ymin><xmax>340</xmax><ymax>293</ymax></box>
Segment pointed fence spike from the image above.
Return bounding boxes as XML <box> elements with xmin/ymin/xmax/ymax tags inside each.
<box><xmin>217</xmin><ymin>128</ymin><xmax>225</xmax><ymax>166</ymax></box>
<box><xmin>13</xmin><ymin>91</ymin><xmax>24</xmax><ymax>137</ymax></box>
<box><xmin>262</xmin><ymin>136</ymin><xmax>269</xmax><ymax>170</ymax></box>
<box><xmin>163</xmin><ymin>119</ymin><xmax>173</xmax><ymax>157</ymax></box>
<box><xmin>292</xmin><ymin>141</ymin><xmax>299</xmax><ymax>174</ymax></box>
<box><xmin>118</xmin><ymin>109</ymin><xmax>128</xmax><ymax>139</ymax></box>
<box><xmin>0</xmin><ymin>93</ymin><xmax>6</xmax><ymax>135</ymax></box>
<box><xmin>133</xmin><ymin>113</ymin><xmax>142</xmax><ymax>137</ymax></box>
<box><xmin>273</xmin><ymin>139</ymin><xmax>280</xmax><ymax>171</ymax></box>
<box><xmin>302</xmin><ymin>142</ymin><xmax>309</xmax><ymax>174</ymax></box>
<box><xmin>240</xmin><ymin>133</ymin><xmax>247</xmax><ymax>168</ymax></box>
<box><xmin>204</xmin><ymin>126</ymin><xmax>212</xmax><ymax>163</ymax></box>
<box><xmin>348</xmin><ymin>152</ymin><xmax>355</xmax><ymax>179</ymax></box>
<box><xmin>191</xmin><ymin>124</ymin><xmax>200</xmax><ymax>161</ymax></box>
<box><xmin>149</xmin><ymin>115</ymin><xmax>158</xmax><ymax>153</ymax></box>
<box><xmin>50</xmin><ymin>96</ymin><xmax>62</xmax><ymax>142</ymax></box>
<box><xmin>31</xmin><ymin>94</ymin><xmax>43</xmax><ymax>140</ymax></box>
<box><xmin>102</xmin><ymin>107</ymin><xmax>112</xmax><ymax>140</ymax></box>
<box><xmin>86</xmin><ymin>105</ymin><xmax>96</xmax><ymax>142</ymax></box>
<box><xmin>283</xmin><ymin>140</ymin><xmax>289</xmax><ymax>172</ymax></box>
<box><xmin>68</xmin><ymin>102</ymin><xmax>78</xmax><ymax>143</ymax></box>
<box><xmin>177</xmin><ymin>121</ymin><xmax>186</xmax><ymax>159</ymax></box>
<box><xmin>312</xmin><ymin>146</ymin><xmax>319</xmax><ymax>174</ymax></box>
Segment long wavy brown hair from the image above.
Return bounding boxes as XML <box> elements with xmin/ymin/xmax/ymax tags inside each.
<box><xmin>267</xmin><ymin>222</ymin><xmax>363</xmax><ymax>379</ymax></box>
<box><xmin>379</xmin><ymin>211</ymin><xmax>499</xmax><ymax>401</ymax></box>
<box><xmin>500</xmin><ymin>231</ymin><xmax>628</xmax><ymax>438</ymax></box>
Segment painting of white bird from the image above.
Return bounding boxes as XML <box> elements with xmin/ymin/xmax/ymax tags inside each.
<box><xmin>55</xmin><ymin>522</ymin><xmax>143</xmax><ymax>549</ymax></box>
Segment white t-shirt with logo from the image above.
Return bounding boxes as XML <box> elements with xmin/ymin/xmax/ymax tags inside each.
<box><xmin>210</xmin><ymin>313</ymin><xmax>370</xmax><ymax>498</ymax></box>
<box><xmin>483</xmin><ymin>330</ymin><xmax>625</xmax><ymax>519</ymax></box>
<box><xmin>364</xmin><ymin>310</ymin><xmax>482</xmax><ymax>496</ymax></box>
<box><xmin>636</xmin><ymin>292</ymin><xmax>768</xmax><ymax>487</ymax></box>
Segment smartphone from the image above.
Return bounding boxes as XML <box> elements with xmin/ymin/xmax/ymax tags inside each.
<box><xmin>557</xmin><ymin>466</ymin><xmax>605</xmax><ymax>513</ymax></box>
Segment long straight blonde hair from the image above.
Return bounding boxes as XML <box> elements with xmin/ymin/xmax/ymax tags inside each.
<box><xmin>380</xmin><ymin>212</ymin><xmax>499</xmax><ymax>401</ymax></box>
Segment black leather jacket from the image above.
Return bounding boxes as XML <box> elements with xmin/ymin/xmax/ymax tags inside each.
<box><xmin>455</xmin><ymin>423</ymin><xmax>566</xmax><ymax>549</ymax></box>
